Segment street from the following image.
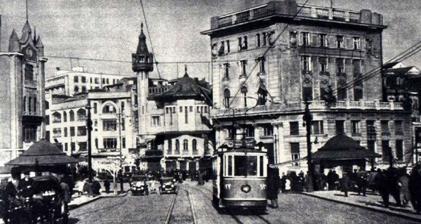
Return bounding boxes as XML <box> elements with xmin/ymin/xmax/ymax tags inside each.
<box><xmin>70</xmin><ymin>182</ymin><xmax>418</xmax><ymax>224</ymax></box>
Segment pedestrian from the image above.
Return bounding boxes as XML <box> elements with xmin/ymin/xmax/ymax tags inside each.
<box><xmin>327</xmin><ymin>170</ymin><xmax>334</xmax><ymax>190</ymax></box>
<box><xmin>409</xmin><ymin>164</ymin><xmax>421</xmax><ymax>213</ymax></box>
<box><xmin>267</xmin><ymin>166</ymin><xmax>280</xmax><ymax>208</ymax></box>
<box><xmin>104</xmin><ymin>179</ymin><xmax>110</xmax><ymax>194</ymax></box>
<box><xmin>375</xmin><ymin>170</ymin><xmax>390</xmax><ymax>208</ymax></box>
<box><xmin>280</xmin><ymin>173</ymin><xmax>287</xmax><ymax>193</ymax></box>
<box><xmin>59</xmin><ymin>176</ymin><xmax>71</xmax><ymax>224</ymax></box>
<box><xmin>398</xmin><ymin>169</ymin><xmax>410</xmax><ymax>206</ymax></box>
<box><xmin>92</xmin><ymin>180</ymin><xmax>101</xmax><ymax>195</ymax></box>
<box><xmin>357</xmin><ymin>171</ymin><xmax>368</xmax><ymax>196</ymax></box>
<box><xmin>341</xmin><ymin>172</ymin><xmax>350</xmax><ymax>197</ymax></box>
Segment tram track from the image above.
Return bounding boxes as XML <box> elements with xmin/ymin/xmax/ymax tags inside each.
<box><xmin>187</xmin><ymin>184</ymin><xmax>271</xmax><ymax>224</ymax></box>
<box><xmin>164</xmin><ymin>193</ymin><xmax>178</xmax><ymax>224</ymax></box>
<box><xmin>165</xmin><ymin>185</ymin><xmax>197</xmax><ymax>224</ymax></box>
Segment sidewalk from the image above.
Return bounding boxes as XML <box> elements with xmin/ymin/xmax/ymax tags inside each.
<box><xmin>303</xmin><ymin>190</ymin><xmax>421</xmax><ymax>222</ymax></box>
<box><xmin>69</xmin><ymin>191</ymin><xmax>127</xmax><ymax>210</ymax></box>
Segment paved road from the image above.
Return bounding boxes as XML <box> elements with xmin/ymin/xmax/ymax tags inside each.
<box><xmin>70</xmin><ymin>181</ymin><xmax>419</xmax><ymax>224</ymax></box>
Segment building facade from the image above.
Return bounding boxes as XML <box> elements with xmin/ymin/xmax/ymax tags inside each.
<box><xmin>46</xmin><ymin>78</ymin><xmax>139</xmax><ymax>171</ymax></box>
<box><xmin>202</xmin><ymin>0</ymin><xmax>412</xmax><ymax>174</ymax></box>
<box><xmin>133</xmin><ymin>24</ymin><xmax>214</xmax><ymax>172</ymax></box>
<box><xmin>0</xmin><ymin>19</ymin><xmax>47</xmax><ymax>165</ymax></box>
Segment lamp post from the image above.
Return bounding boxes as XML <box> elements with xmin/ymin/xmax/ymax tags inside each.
<box><xmin>117</xmin><ymin>109</ymin><xmax>124</xmax><ymax>192</ymax></box>
<box><xmin>86</xmin><ymin>101</ymin><xmax>93</xmax><ymax>182</ymax></box>
<box><xmin>303</xmin><ymin>99</ymin><xmax>314</xmax><ymax>192</ymax></box>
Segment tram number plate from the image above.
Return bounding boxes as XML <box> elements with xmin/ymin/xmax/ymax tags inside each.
<box><xmin>259</xmin><ymin>184</ymin><xmax>266</xmax><ymax>190</ymax></box>
<box><xmin>224</xmin><ymin>184</ymin><xmax>231</xmax><ymax>189</ymax></box>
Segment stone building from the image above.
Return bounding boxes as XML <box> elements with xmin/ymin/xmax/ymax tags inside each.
<box><xmin>0</xmin><ymin>19</ymin><xmax>47</xmax><ymax>165</ymax></box>
<box><xmin>202</xmin><ymin>0</ymin><xmax>412</xmax><ymax>173</ymax></box>
<box><xmin>133</xmin><ymin>24</ymin><xmax>213</xmax><ymax>172</ymax></box>
<box><xmin>46</xmin><ymin>78</ymin><xmax>139</xmax><ymax>171</ymax></box>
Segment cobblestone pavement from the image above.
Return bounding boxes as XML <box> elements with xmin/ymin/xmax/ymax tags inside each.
<box><xmin>70</xmin><ymin>181</ymin><xmax>419</xmax><ymax>224</ymax></box>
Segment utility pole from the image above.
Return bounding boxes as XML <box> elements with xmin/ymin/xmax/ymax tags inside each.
<box><xmin>117</xmin><ymin>110</ymin><xmax>124</xmax><ymax>192</ymax></box>
<box><xmin>86</xmin><ymin>101</ymin><xmax>93</xmax><ymax>182</ymax></box>
<box><xmin>303</xmin><ymin>99</ymin><xmax>314</xmax><ymax>192</ymax></box>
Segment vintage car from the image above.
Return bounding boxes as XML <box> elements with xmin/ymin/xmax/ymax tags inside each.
<box><xmin>130</xmin><ymin>175</ymin><xmax>148</xmax><ymax>196</ymax></box>
<box><xmin>160</xmin><ymin>177</ymin><xmax>177</xmax><ymax>194</ymax></box>
<box><xmin>146</xmin><ymin>178</ymin><xmax>160</xmax><ymax>194</ymax></box>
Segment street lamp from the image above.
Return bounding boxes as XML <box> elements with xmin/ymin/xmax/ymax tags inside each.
<box><xmin>241</xmin><ymin>85</ymin><xmax>248</xmax><ymax>108</ymax></box>
<box><xmin>303</xmin><ymin>99</ymin><xmax>314</xmax><ymax>192</ymax></box>
<box><xmin>117</xmin><ymin>109</ymin><xmax>124</xmax><ymax>192</ymax></box>
<box><xmin>85</xmin><ymin>101</ymin><xmax>93</xmax><ymax>182</ymax></box>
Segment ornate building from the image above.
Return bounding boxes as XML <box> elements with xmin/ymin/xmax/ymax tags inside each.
<box><xmin>133</xmin><ymin>24</ymin><xmax>213</xmax><ymax>172</ymax></box>
<box><xmin>0</xmin><ymin>19</ymin><xmax>47</xmax><ymax>165</ymax></box>
<box><xmin>202</xmin><ymin>0</ymin><xmax>412</xmax><ymax>174</ymax></box>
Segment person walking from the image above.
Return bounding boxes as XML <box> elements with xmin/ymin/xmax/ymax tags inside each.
<box><xmin>280</xmin><ymin>173</ymin><xmax>287</xmax><ymax>193</ymax></box>
<box><xmin>341</xmin><ymin>172</ymin><xmax>350</xmax><ymax>197</ymax></box>
<box><xmin>267</xmin><ymin>166</ymin><xmax>280</xmax><ymax>208</ymax></box>
<box><xmin>104</xmin><ymin>179</ymin><xmax>110</xmax><ymax>194</ymax></box>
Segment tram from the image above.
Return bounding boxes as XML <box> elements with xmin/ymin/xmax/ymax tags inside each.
<box><xmin>212</xmin><ymin>140</ymin><xmax>268</xmax><ymax>212</ymax></box>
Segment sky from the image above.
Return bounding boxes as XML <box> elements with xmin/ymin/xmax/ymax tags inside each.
<box><xmin>0</xmin><ymin>0</ymin><xmax>420</xmax><ymax>81</ymax></box>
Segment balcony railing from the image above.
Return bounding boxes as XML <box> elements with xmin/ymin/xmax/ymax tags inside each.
<box><xmin>213</xmin><ymin>100</ymin><xmax>404</xmax><ymax>118</ymax></box>
<box><xmin>210</xmin><ymin>2</ymin><xmax>383</xmax><ymax>30</ymax></box>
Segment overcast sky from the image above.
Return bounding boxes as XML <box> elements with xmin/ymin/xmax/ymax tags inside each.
<box><xmin>0</xmin><ymin>0</ymin><xmax>420</xmax><ymax>80</ymax></box>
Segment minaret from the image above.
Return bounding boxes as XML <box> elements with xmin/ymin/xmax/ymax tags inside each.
<box><xmin>132</xmin><ymin>23</ymin><xmax>153</xmax><ymax>139</ymax></box>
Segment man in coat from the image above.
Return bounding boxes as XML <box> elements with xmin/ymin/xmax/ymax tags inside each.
<box><xmin>267</xmin><ymin>166</ymin><xmax>280</xmax><ymax>208</ymax></box>
<box><xmin>341</xmin><ymin>172</ymin><xmax>350</xmax><ymax>197</ymax></box>
<box><xmin>409</xmin><ymin>164</ymin><xmax>421</xmax><ymax>213</ymax></box>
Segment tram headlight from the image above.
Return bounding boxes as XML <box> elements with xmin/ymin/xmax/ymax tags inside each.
<box><xmin>241</xmin><ymin>184</ymin><xmax>251</xmax><ymax>193</ymax></box>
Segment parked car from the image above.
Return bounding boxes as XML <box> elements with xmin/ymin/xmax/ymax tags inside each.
<box><xmin>146</xmin><ymin>178</ymin><xmax>160</xmax><ymax>194</ymax></box>
<box><xmin>130</xmin><ymin>175</ymin><xmax>148</xmax><ymax>196</ymax></box>
<box><xmin>160</xmin><ymin>177</ymin><xmax>177</xmax><ymax>194</ymax></box>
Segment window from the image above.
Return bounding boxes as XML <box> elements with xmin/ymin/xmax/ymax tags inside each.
<box><xmin>381</xmin><ymin>120</ymin><xmax>390</xmax><ymax>135</ymax></box>
<box><xmin>81</xmin><ymin>76</ymin><xmax>86</xmax><ymax>83</ymax></box>
<box><xmin>81</xmin><ymin>86</ymin><xmax>87</xmax><ymax>93</ymax></box>
<box><xmin>351</xmin><ymin>120</ymin><xmax>361</xmax><ymax>136</ymax></box>
<box><xmin>122</xmin><ymin>138</ymin><xmax>126</xmax><ymax>148</ymax></box>
<box><xmin>77</xmin><ymin>126</ymin><xmax>86</xmax><ymax>136</ymax></box>
<box><xmin>301</xmin><ymin>56</ymin><xmax>311</xmax><ymax>72</ymax></box>
<box><xmin>245</xmin><ymin>126</ymin><xmax>255</xmax><ymax>138</ymax></box>
<box><xmin>168</xmin><ymin>140</ymin><xmax>172</xmax><ymax>155</ymax></box>
<box><xmin>226</xmin><ymin>40</ymin><xmax>230</xmax><ymax>53</ymax></box>
<box><xmin>192</xmin><ymin>139</ymin><xmax>197</xmax><ymax>155</ymax></box>
<box><xmin>312</xmin><ymin>121</ymin><xmax>324</xmax><ymax>134</ymax></box>
<box><xmin>63</xmin><ymin>111</ymin><xmax>67</xmax><ymax>122</ymax></box>
<box><xmin>336</xmin><ymin>58</ymin><xmax>344</xmax><ymax>74</ymax></box>
<box><xmin>223</xmin><ymin>63</ymin><xmax>230</xmax><ymax>80</ymax></box>
<box><xmin>319</xmin><ymin>33</ymin><xmax>327</xmax><ymax>47</ymax></box>
<box><xmin>290</xmin><ymin>31</ymin><xmax>297</xmax><ymax>47</ymax></box>
<box><xmin>77</xmin><ymin>109</ymin><xmax>86</xmax><ymax>121</ymax></box>
<box><xmin>240</xmin><ymin>60</ymin><xmax>247</xmax><ymax>77</ymax></box>
<box><xmin>71</xmin><ymin>143</ymin><xmax>75</xmax><ymax>152</ymax></box>
<box><xmin>74</xmin><ymin>86</ymin><xmax>79</xmax><ymax>93</ymax></box>
<box><xmin>291</xmin><ymin>143</ymin><xmax>300</xmax><ymax>166</ymax></box>
<box><xmin>23</xmin><ymin>126</ymin><xmax>37</xmax><ymax>142</ymax></box>
<box><xmin>121</xmin><ymin>102</ymin><xmax>125</xmax><ymax>112</ymax></box>
<box><xmin>183</xmin><ymin>139</ymin><xmax>188</xmax><ymax>154</ymax></box>
<box><xmin>256</xmin><ymin>33</ymin><xmax>261</xmax><ymax>47</ymax></box>
<box><xmin>90</xmin><ymin>78</ymin><xmax>92</xmax><ymax>83</ymax></box>
<box><xmin>234</xmin><ymin>155</ymin><xmax>257</xmax><ymax>176</ymax></box>
<box><xmin>396</xmin><ymin>140</ymin><xmax>403</xmax><ymax>161</ymax></box>
<box><xmin>93</xmin><ymin>103</ymin><xmax>97</xmax><ymax>114</ymax></box>
<box><xmin>64</xmin><ymin>127</ymin><xmax>68</xmax><ymax>137</ymax></box>
<box><xmin>33</xmin><ymin>97</ymin><xmax>36</xmax><ymax>113</ymax></box>
<box><xmin>175</xmin><ymin>140</ymin><xmax>180</xmax><ymax>154</ymax></box>
<box><xmin>103</xmin><ymin>138</ymin><xmax>117</xmax><ymax>149</ymax></box>
<box><xmin>302</xmin><ymin>32</ymin><xmax>310</xmax><ymax>46</ymax></box>
<box><xmin>382</xmin><ymin>140</ymin><xmax>390</xmax><ymax>162</ymax></box>
<box><xmin>263</xmin><ymin>125</ymin><xmax>273</xmax><ymax>136</ymax></box>
<box><xmin>336</xmin><ymin>35</ymin><xmax>344</xmax><ymax>48</ymax></box>
<box><xmin>395</xmin><ymin>120</ymin><xmax>403</xmax><ymax>135</ymax></box>
<box><xmin>258</xmin><ymin>57</ymin><xmax>266</xmax><ymax>74</ymax></box>
<box><xmin>25</xmin><ymin>64</ymin><xmax>34</xmax><ymax>81</ymax></box>
<box><xmin>290</xmin><ymin>122</ymin><xmax>299</xmax><ymax>135</ymax></box>
<box><xmin>185</xmin><ymin>106</ymin><xmax>188</xmax><ymax>124</ymax></box>
<box><xmin>367</xmin><ymin>120</ymin><xmax>376</xmax><ymax>138</ymax></box>
<box><xmin>121</xmin><ymin>118</ymin><xmax>125</xmax><ymax>131</ymax></box>
<box><xmin>335</xmin><ymin>120</ymin><xmax>344</xmax><ymax>135</ymax></box>
<box><xmin>367</xmin><ymin>140</ymin><xmax>375</xmax><ymax>153</ymax></box>
<box><xmin>353</xmin><ymin>60</ymin><xmax>363</xmax><ymax>101</ymax></box>
<box><xmin>103</xmin><ymin>119</ymin><xmax>117</xmax><ymax>131</ymax></box>
<box><xmin>69</xmin><ymin>110</ymin><xmax>75</xmax><ymax>121</ymax></box>
<box><xmin>223</xmin><ymin>89</ymin><xmax>230</xmax><ymax>108</ymax></box>
<box><xmin>70</xmin><ymin>127</ymin><xmax>75</xmax><ymax>136</ymax></box>
<box><xmin>95</xmin><ymin>78</ymin><xmax>99</xmax><ymax>84</ymax></box>
<box><xmin>102</xmin><ymin>104</ymin><xmax>116</xmax><ymax>113</ymax></box>
<box><xmin>52</xmin><ymin>112</ymin><xmax>62</xmax><ymax>123</ymax></box>
<box><xmin>179</xmin><ymin>106</ymin><xmax>183</xmax><ymax>113</ymax></box>
<box><xmin>319</xmin><ymin>57</ymin><xmax>328</xmax><ymax>72</ymax></box>
<box><xmin>353</xmin><ymin>37</ymin><xmax>361</xmax><ymax>50</ymax></box>
<box><xmin>23</xmin><ymin>97</ymin><xmax>26</xmax><ymax>113</ymax></box>
<box><xmin>152</xmin><ymin>116</ymin><xmax>160</xmax><ymax>126</ymax></box>
<box><xmin>238</xmin><ymin>36</ymin><xmax>248</xmax><ymax>50</ymax></box>
<box><xmin>204</xmin><ymin>138</ymin><xmax>209</xmax><ymax>155</ymax></box>
<box><xmin>74</xmin><ymin>76</ymin><xmax>79</xmax><ymax>83</ymax></box>
<box><xmin>227</xmin><ymin>155</ymin><xmax>233</xmax><ymax>176</ymax></box>
<box><xmin>189</xmin><ymin>106</ymin><xmax>193</xmax><ymax>112</ymax></box>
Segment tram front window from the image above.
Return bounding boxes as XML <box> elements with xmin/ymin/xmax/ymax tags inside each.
<box><xmin>234</xmin><ymin>156</ymin><xmax>257</xmax><ymax>176</ymax></box>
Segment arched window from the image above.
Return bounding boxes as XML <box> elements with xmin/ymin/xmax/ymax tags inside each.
<box><xmin>183</xmin><ymin>139</ymin><xmax>188</xmax><ymax>154</ymax></box>
<box><xmin>77</xmin><ymin>108</ymin><xmax>87</xmax><ymax>121</ymax></box>
<box><xmin>223</xmin><ymin>89</ymin><xmax>230</xmax><ymax>108</ymax></box>
<box><xmin>63</xmin><ymin>111</ymin><xmax>67</xmax><ymax>122</ymax></box>
<box><xmin>52</xmin><ymin>112</ymin><xmax>62</xmax><ymax>123</ymax></box>
<box><xmin>69</xmin><ymin>110</ymin><xmax>75</xmax><ymax>121</ymax></box>
<box><xmin>192</xmin><ymin>139</ymin><xmax>197</xmax><ymax>155</ymax></box>
<box><xmin>102</xmin><ymin>104</ymin><xmax>116</xmax><ymax>113</ymax></box>
<box><xmin>175</xmin><ymin>140</ymin><xmax>180</xmax><ymax>154</ymax></box>
<box><xmin>74</xmin><ymin>86</ymin><xmax>79</xmax><ymax>93</ymax></box>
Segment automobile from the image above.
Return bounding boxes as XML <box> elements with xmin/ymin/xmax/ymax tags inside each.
<box><xmin>160</xmin><ymin>177</ymin><xmax>177</xmax><ymax>194</ymax></box>
<box><xmin>130</xmin><ymin>175</ymin><xmax>148</xmax><ymax>196</ymax></box>
<box><xmin>146</xmin><ymin>178</ymin><xmax>160</xmax><ymax>194</ymax></box>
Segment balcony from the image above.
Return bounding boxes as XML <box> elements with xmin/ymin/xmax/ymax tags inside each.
<box><xmin>205</xmin><ymin>1</ymin><xmax>384</xmax><ymax>32</ymax></box>
<box><xmin>213</xmin><ymin>100</ymin><xmax>404</xmax><ymax>119</ymax></box>
<box><xmin>149</xmin><ymin>86</ymin><xmax>169</xmax><ymax>96</ymax></box>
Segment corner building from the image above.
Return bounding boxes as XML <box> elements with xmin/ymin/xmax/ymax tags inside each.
<box><xmin>202</xmin><ymin>0</ymin><xmax>412</xmax><ymax>173</ymax></box>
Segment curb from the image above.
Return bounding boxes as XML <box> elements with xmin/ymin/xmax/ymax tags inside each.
<box><xmin>302</xmin><ymin>192</ymin><xmax>421</xmax><ymax>222</ymax></box>
<box><xmin>69</xmin><ymin>192</ymin><xmax>128</xmax><ymax>210</ymax></box>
